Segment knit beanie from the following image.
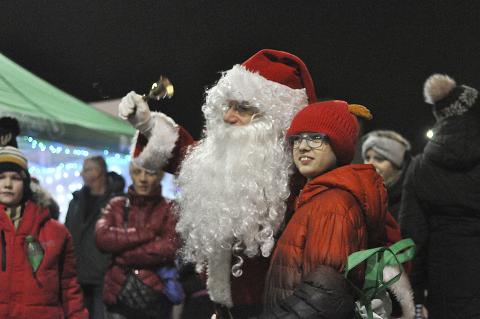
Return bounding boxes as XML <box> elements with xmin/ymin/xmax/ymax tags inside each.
<box><xmin>423</xmin><ymin>74</ymin><xmax>478</xmax><ymax>121</ymax></box>
<box><xmin>287</xmin><ymin>100</ymin><xmax>372</xmax><ymax>166</ymax></box>
<box><xmin>0</xmin><ymin>146</ymin><xmax>32</xmax><ymax>202</ymax></box>
<box><xmin>361</xmin><ymin>130</ymin><xmax>411</xmax><ymax>168</ymax></box>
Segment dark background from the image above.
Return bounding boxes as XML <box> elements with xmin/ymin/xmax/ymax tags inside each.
<box><xmin>2</xmin><ymin>1</ymin><xmax>479</xmax><ymax>154</ymax></box>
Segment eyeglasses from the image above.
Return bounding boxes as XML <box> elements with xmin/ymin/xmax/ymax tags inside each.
<box><xmin>224</xmin><ymin>100</ymin><xmax>260</xmax><ymax>116</ymax></box>
<box><xmin>289</xmin><ymin>133</ymin><xmax>329</xmax><ymax>150</ymax></box>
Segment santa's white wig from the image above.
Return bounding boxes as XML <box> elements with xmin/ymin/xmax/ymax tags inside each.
<box><xmin>175</xmin><ymin>64</ymin><xmax>308</xmax><ymax>306</ymax></box>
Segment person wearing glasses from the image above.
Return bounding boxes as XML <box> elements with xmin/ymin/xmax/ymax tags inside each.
<box><xmin>261</xmin><ymin>100</ymin><xmax>414</xmax><ymax>319</ymax></box>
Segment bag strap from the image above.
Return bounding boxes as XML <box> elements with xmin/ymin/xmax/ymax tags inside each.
<box><xmin>344</xmin><ymin>238</ymin><xmax>416</xmax><ymax>319</ymax></box>
<box><xmin>123</xmin><ymin>198</ymin><xmax>130</xmax><ymax>229</ymax></box>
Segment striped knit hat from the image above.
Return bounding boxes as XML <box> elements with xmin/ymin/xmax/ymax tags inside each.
<box><xmin>0</xmin><ymin>146</ymin><xmax>28</xmax><ymax>176</ymax></box>
<box><xmin>287</xmin><ymin>100</ymin><xmax>372</xmax><ymax>166</ymax></box>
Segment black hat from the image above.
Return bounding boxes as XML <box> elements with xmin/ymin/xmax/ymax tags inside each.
<box><xmin>0</xmin><ymin>117</ymin><xmax>20</xmax><ymax>147</ymax></box>
<box><xmin>0</xmin><ymin>146</ymin><xmax>32</xmax><ymax>203</ymax></box>
<box><xmin>423</xmin><ymin>74</ymin><xmax>478</xmax><ymax>121</ymax></box>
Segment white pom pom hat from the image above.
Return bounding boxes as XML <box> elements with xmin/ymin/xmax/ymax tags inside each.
<box><xmin>423</xmin><ymin>74</ymin><xmax>478</xmax><ymax>120</ymax></box>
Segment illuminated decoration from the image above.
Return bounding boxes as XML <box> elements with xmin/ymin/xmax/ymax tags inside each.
<box><xmin>426</xmin><ymin>129</ymin><xmax>434</xmax><ymax>139</ymax></box>
<box><xmin>20</xmin><ymin>136</ymin><xmax>176</xmax><ymax>223</ymax></box>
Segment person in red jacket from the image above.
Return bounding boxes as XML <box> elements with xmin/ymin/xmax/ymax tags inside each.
<box><xmin>0</xmin><ymin>146</ymin><xmax>88</xmax><ymax>319</ymax></box>
<box><xmin>262</xmin><ymin>100</ymin><xmax>414</xmax><ymax>319</ymax></box>
<box><xmin>117</xmin><ymin>49</ymin><xmax>317</xmax><ymax>318</ymax></box>
<box><xmin>95</xmin><ymin>156</ymin><xmax>180</xmax><ymax>319</ymax></box>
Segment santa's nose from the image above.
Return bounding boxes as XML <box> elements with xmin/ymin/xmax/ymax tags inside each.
<box><xmin>223</xmin><ymin>108</ymin><xmax>240</xmax><ymax>125</ymax></box>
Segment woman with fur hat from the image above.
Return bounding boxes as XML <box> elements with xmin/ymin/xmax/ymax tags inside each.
<box><xmin>262</xmin><ymin>100</ymin><xmax>414</xmax><ymax>319</ymax></box>
<box><xmin>399</xmin><ymin>74</ymin><xmax>480</xmax><ymax>318</ymax></box>
<box><xmin>0</xmin><ymin>146</ymin><xmax>88</xmax><ymax>319</ymax></box>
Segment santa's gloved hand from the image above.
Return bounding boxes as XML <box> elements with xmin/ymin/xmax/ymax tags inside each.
<box><xmin>118</xmin><ymin>91</ymin><xmax>154</xmax><ymax>136</ymax></box>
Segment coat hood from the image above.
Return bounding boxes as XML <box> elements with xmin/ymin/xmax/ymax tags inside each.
<box><xmin>298</xmin><ymin>164</ymin><xmax>388</xmax><ymax>247</ymax></box>
<box><xmin>424</xmin><ymin>111</ymin><xmax>480</xmax><ymax>170</ymax></box>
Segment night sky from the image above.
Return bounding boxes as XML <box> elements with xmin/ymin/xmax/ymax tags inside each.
<box><xmin>2</xmin><ymin>1</ymin><xmax>479</xmax><ymax>154</ymax></box>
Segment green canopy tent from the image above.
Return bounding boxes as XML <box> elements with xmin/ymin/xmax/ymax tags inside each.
<box><xmin>0</xmin><ymin>53</ymin><xmax>134</xmax><ymax>153</ymax></box>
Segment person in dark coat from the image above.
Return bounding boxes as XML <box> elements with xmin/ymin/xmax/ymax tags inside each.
<box><xmin>361</xmin><ymin>130</ymin><xmax>414</xmax><ymax>318</ymax></box>
<box><xmin>362</xmin><ymin>130</ymin><xmax>411</xmax><ymax>221</ymax></box>
<box><xmin>65</xmin><ymin>156</ymin><xmax>125</xmax><ymax>319</ymax></box>
<box><xmin>399</xmin><ymin>74</ymin><xmax>480</xmax><ymax>319</ymax></box>
<box><xmin>0</xmin><ymin>146</ymin><xmax>88</xmax><ymax>319</ymax></box>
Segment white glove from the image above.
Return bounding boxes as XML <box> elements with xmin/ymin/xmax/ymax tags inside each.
<box><xmin>118</xmin><ymin>91</ymin><xmax>154</xmax><ymax>135</ymax></box>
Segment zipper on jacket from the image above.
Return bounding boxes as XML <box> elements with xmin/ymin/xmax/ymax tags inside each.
<box><xmin>1</xmin><ymin>230</ymin><xmax>6</xmax><ymax>272</ymax></box>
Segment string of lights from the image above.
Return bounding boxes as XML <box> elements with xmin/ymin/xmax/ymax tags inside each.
<box><xmin>19</xmin><ymin>136</ymin><xmax>176</xmax><ymax>223</ymax></box>
<box><xmin>20</xmin><ymin>136</ymin><xmax>131</xmax><ymax>222</ymax></box>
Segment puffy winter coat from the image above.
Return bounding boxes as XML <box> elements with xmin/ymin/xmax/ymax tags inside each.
<box><xmin>0</xmin><ymin>201</ymin><xmax>88</xmax><ymax>319</ymax></box>
<box><xmin>399</xmin><ymin>111</ymin><xmax>480</xmax><ymax>318</ymax></box>
<box><xmin>264</xmin><ymin>164</ymin><xmax>390</xmax><ymax>312</ymax></box>
<box><xmin>95</xmin><ymin>187</ymin><xmax>179</xmax><ymax>305</ymax></box>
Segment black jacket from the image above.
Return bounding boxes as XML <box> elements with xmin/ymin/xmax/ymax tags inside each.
<box><xmin>65</xmin><ymin>173</ymin><xmax>124</xmax><ymax>285</ymax></box>
<box><xmin>258</xmin><ymin>266</ymin><xmax>355</xmax><ymax>319</ymax></box>
<box><xmin>399</xmin><ymin>111</ymin><xmax>480</xmax><ymax>318</ymax></box>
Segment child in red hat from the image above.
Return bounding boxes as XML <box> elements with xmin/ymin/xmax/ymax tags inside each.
<box><xmin>262</xmin><ymin>100</ymin><xmax>414</xmax><ymax>319</ymax></box>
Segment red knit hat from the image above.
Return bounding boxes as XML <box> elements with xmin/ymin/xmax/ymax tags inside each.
<box><xmin>287</xmin><ymin>100</ymin><xmax>372</xmax><ymax>165</ymax></box>
<box><xmin>242</xmin><ymin>49</ymin><xmax>317</xmax><ymax>103</ymax></box>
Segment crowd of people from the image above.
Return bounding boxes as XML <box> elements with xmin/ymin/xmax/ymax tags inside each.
<box><xmin>0</xmin><ymin>49</ymin><xmax>478</xmax><ymax>319</ymax></box>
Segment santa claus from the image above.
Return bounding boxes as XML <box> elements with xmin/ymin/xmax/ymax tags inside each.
<box><xmin>118</xmin><ymin>49</ymin><xmax>316</xmax><ymax>317</ymax></box>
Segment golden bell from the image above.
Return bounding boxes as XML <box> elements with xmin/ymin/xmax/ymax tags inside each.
<box><xmin>143</xmin><ymin>76</ymin><xmax>174</xmax><ymax>101</ymax></box>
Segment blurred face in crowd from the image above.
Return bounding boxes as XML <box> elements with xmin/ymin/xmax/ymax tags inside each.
<box><xmin>0</xmin><ymin>171</ymin><xmax>24</xmax><ymax>207</ymax></box>
<box><xmin>223</xmin><ymin>100</ymin><xmax>260</xmax><ymax>126</ymax></box>
<box><xmin>291</xmin><ymin>133</ymin><xmax>337</xmax><ymax>179</ymax></box>
<box><xmin>364</xmin><ymin>148</ymin><xmax>400</xmax><ymax>187</ymax></box>
<box><xmin>81</xmin><ymin>159</ymin><xmax>103</xmax><ymax>188</ymax></box>
<box><xmin>130</xmin><ymin>165</ymin><xmax>163</xmax><ymax>196</ymax></box>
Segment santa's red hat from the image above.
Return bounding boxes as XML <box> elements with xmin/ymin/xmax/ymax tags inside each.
<box><xmin>242</xmin><ymin>49</ymin><xmax>317</xmax><ymax>103</ymax></box>
<box><xmin>203</xmin><ymin>49</ymin><xmax>317</xmax><ymax>132</ymax></box>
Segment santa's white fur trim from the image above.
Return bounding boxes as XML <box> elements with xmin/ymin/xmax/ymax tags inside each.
<box><xmin>131</xmin><ymin>112</ymin><xmax>179</xmax><ymax>172</ymax></box>
<box><xmin>424</xmin><ymin>74</ymin><xmax>456</xmax><ymax>104</ymax></box>
<box><xmin>383</xmin><ymin>265</ymin><xmax>415</xmax><ymax>319</ymax></box>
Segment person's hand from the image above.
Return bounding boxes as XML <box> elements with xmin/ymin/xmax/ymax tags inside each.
<box><xmin>118</xmin><ymin>91</ymin><xmax>154</xmax><ymax>135</ymax></box>
<box><xmin>211</xmin><ymin>303</ymin><xmax>233</xmax><ymax>319</ymax></box>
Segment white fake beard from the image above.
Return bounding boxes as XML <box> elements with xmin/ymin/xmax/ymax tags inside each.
<box><xmin>175</xmin><ymin>119</ymin><xmax>292</xmax><ymax>306</ymax></box>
